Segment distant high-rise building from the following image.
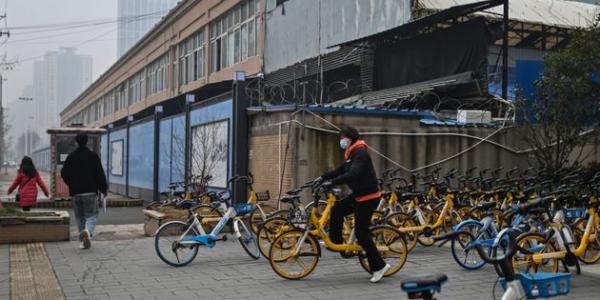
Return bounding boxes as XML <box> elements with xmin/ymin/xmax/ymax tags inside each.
<box><xmin>117</xmin><ymin>0</ymin><xmax>179</xmax><ymax>57</ymax></box>
<box><xmin>32</xmin><ymin>47</ymin><xmax>92</xmax><ymax>147</ymax></box>
<box><xmin>7</xmin><ymin>85</ymin><xmax>33</xmax><ymax>156</ymax></box>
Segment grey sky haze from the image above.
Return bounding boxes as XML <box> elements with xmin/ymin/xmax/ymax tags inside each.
<box><xmin>2</xmin><ymin>0</ymin><xmax>119</xmax><ymax>107</ymax></box>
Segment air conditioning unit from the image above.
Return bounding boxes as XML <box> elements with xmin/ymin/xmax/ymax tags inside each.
<box><xmin>457</xmin><ymin>110</ymin><xmax>492</xmax><ymax>124</ymax></box>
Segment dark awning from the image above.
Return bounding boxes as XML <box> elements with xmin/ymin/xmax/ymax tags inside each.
<box><xmin>332</xmin><ymin>0</ymin><xmax>505</xmax><ymax>48</ymax></box>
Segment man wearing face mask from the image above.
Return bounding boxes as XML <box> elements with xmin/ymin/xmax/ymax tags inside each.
<box><xmin>317</xmin><ymin>124</ymin><xmax>390</xmax><ymax>283</ymax></box>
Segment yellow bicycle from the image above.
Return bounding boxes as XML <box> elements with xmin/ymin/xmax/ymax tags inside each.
<box><xmin>268</xmin><ymin>183</ymin><xmax>408</xmax><ymax>280</ymax></box>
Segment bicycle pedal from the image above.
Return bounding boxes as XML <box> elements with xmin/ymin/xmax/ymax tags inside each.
<box><xmin>564</xmin><ymin>252</ymin><xmax>578</xmax><ymax>266</ymax></box>
<box><xmin>216</xmin><ymin>235</ymin><xmax>228</xmax><ymax>242</ymax></box>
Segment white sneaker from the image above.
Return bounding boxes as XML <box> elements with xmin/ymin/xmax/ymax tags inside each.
<box><xmin>81</xmin><ymin>229</ymin><xmax>91</xmax><ymax>249</ymax></box>
<box><xmin>79</xmin><ymin>242</ymin><xmax>85</xmax><ymax>249</ymax></box>
<box><xmin>370</xmin><ymin>264</ymin><xmax>390</xmax><ymax>283</ymax></box>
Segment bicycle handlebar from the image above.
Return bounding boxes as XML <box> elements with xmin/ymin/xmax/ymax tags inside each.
<box><xmin>228</xmin><ymin>173</ymin><xmax>254</xmax><ymax>185</ymax></box>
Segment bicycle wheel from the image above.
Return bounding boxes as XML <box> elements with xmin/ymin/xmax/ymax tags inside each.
<box><xmin>257</xmin><ymin>216</ymin><xmax>294</xmax><ymax>259</ymax></box>
<box><xmin>154</xmin><ymin>221</ymin><xmax>199</xmax><ymax>267</ymax></box>
<box><xmin>249</xmin><ymin>204</ymin><xmax>277</xmax><ymax>234</ymax></box>
<box><xmin>385</xmin><ymin>212</ymin><xmax>418</xmax><ymax>252</ymax></box>
<box><xmin>358</xmin><ymin>225</ymin><xmax>408</xmax><ymax>277</ymax></box>
<box><xmin>451</xmin><ymin>222</ymin><xmax>489</xmax><ymax>270</ymax></box>
<box><xmin>512</xmin><ymin>232</ymin><xmax>559</xmax><ymax>274</ymax></box>
<box><xmin>235</xmin><ymin>219</ymin><xmax>260</xmax><ymax>259</ymax></box>
<box><xmin>269</xmin><ymin>229</ymin><xmax>320</xmax><ymax>280</ymax></box>
<box><xmin>573</xmin><ymin>218</ymin><xmax>600</xmax><ymax>264</ymax></box>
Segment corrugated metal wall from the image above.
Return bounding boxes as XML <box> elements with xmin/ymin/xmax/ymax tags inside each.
<box><xmin>264</xmin><ymin>0</ymin><xmax>412</xmax><ymax>73</ymax></box>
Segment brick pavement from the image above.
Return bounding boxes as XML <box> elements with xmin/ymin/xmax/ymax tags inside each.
<box><xmin>34</xmin><ymin>237</ymin><xmax>600</xmax><ymax>300</ymax></box>
<box><xmin>0</xmin><ymin>244</ymin><xmax>9</xmax><ymax>299</ymax></box>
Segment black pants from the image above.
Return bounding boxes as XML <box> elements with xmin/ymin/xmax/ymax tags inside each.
<box><xmin>329</xmin><ymin>196</ymin><xmax>386</xmax><ymax>272</ymax></box>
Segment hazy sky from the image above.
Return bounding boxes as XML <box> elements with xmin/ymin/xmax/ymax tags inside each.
<box><xmin>2</xmin><ymin>0</ymin><xmax>119</xmax><ymax>107</ymax></box>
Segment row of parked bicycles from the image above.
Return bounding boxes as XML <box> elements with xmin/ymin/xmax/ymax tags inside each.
<box><xmin>151</xmin><ymin>166</ymin><xmax>600</xmax><ymax>300</ymax></box>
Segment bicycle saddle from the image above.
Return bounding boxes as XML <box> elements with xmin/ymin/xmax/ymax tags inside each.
<box><xmin>401</xmin><ymin>192</ymin><xmax>423</xmax><ymax>198</ymax></box>
<box><xmin>477</xmin><ymin>201</ymin><xmax>496</xmax><ymax>210</ymax></box>
<box><xmin>176</xmin><ymin>200</ymin><xmax>197</xmax><ymax>210</ymax></box>
<box><xmin>287</xmin><ymin>189</ymin><xmax>302</xmax><ymax>196</ymax></box>
<box><xmin>517</xmin><ymin>197</ymin><xmax>553</xmax><ymax>214</ymax></box>
<box><xmin>401</xmin><ymin>273</ymin><xmax>448</xmax><ymax>293</ymax></box>
<box><xmin>514</xmin><ymin>194</ymin><xmax>528</xmax><ymax>203</ymax></box>
<box><xmin>381</xmin><ymin>191</ymin><xmax>393</xmax><ymax>198</ymax></box>
<box><xmin>280</xmin><ymin>195</ymin><xmax>301</xmax><ymax>204</ymax></box>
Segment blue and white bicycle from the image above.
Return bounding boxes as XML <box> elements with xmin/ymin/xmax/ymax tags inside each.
<box><xmin>401</xmin><ymin>229</ymin><xmax>571</xmax><ymax>300</ymax></box>
<box><xmin>154</xmin><ymin>193</ymin><xmax>260</xmax><ymax>267</ymax></box>
<box><xmin>450</xmin><ymin>197</ymin><xmax>548</xmax><ymax>270</ymax></box>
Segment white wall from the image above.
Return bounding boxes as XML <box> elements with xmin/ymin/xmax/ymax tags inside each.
<box><xmin>264</xmin><ymin>0</ymin><xmax>412</xmax><ymax>73</ymax></box>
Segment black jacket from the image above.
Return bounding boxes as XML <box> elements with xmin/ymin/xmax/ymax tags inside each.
<box><xmin>322</xmin><ymin>148</ymin><xmax>379</xmax><ymax>198</ymax></box>
<box><xmin>61</xmin><ymin>146</ymin><xmax>108</xmax><ymax>196</ymax></box>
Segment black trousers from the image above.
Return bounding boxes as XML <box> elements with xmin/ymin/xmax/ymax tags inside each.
<box><xmin>329</xmin><ymin>196</ymin><xmax>386</xmax><ymax>272</ymax></box>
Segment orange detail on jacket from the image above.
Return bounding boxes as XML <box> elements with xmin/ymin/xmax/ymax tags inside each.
<box><xmin>344</xmin><ymin>139</ymin><xmax>368</xmax><ymax>160</ymax></box>
<box><xmin>344</xmin><ymin>140</ymin><xmax>381</xmax><ymax>202</ymax></box>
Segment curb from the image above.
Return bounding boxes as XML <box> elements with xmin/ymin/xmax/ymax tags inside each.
<box><xmin>1</xmin><ymin>199</ymin><xmax>144</xmax><ymax>208</ymax></box>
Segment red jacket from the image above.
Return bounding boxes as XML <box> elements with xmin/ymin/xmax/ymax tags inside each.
<box><xmin>8</xmin><ymin>171</ymin><xmax>49</xmax><ymax>207</ymax></box>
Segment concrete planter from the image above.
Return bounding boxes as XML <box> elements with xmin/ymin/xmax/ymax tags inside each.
<box><xmin>0</xmin><ymin>211</ymin><xmax>70</xmax><ymax>244</ymax></box>
<box><xmin>1</xmin><ymin>198</ymin><xmax>143</xmax><ymax>209</ymax></box>
<box><xmin>143</xmin><ymin>208</ymin><xmax>224</xmax><ymax>237</ymax></box>
<box><xmin>143</xmin><ymin>208</ymin><xmax>189</xmax><ymax>237</ymax></box>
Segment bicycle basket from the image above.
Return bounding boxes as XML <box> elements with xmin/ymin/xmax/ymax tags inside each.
<box><xmin>233</xmin><ymin>203</ymin><xmax>256</xmax><ymax>215</ymax></box>
<box><xmin>563</xmin><ymin>208</ymin><xmax>586</xmax><ymax>220</ymax></box>
<box><xmin>500</xmin><ymin>273</ymin><xmax>570</xmax><ymax>299</ymax></box>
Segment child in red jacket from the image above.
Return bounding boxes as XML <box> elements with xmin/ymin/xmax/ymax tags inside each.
<box><xmin>7</xmin><ymin>156</ymin><xmax>49</xmax><ymax>211</ymax></box>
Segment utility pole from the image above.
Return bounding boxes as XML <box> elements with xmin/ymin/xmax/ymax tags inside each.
<box><xmin>0</xmin><ymin>74</ymin><xmax>4</xmax><ymax>169</ymax></box>
<box><xmin>0</xmin><ymin>13</ymin><xmax>10</xmax><ymax>167</ymax></box>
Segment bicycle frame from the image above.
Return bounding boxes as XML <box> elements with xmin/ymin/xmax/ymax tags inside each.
<box><xmin>179</xmin><ymin>206</ymin><xmax>240</xmax><ymax>248</ymax></box>
<box><xmin>377</xmin><ymin>192</ymin><xmax>399</xmax><ymax>212</ymax></box>
<box><xmin>397</xmin><ymin>194</ymin><xmax>455</xmax><ymax>234</ymax></box>
<box><xmin>532</xmin><ymin>207</ymin><xmax>599</xmax><ymax>263</ymax></box>
<box><xmin>290</xmin><ymin>191</ymin><xmax>375</xmax><ymax>256</ymax></box>
<box><xmin>500</xmin><ymin>275</ymin><xmax>528</xmax><ymax>300</ymax></box>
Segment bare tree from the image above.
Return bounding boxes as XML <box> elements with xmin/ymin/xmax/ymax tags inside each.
<box><xmin>168</xmin><ymin>120</ymin><xmax>228</xmax><ymax>191</ymax></box>
<box><xmin>190</xmin><ymin>122</ymin><xmax>228</xmax><ymax>188</ymax></box>
<box><xmin>518</xmin><ymin>15</ymin><xmax>600</xmax><ymax>172</ymax></box>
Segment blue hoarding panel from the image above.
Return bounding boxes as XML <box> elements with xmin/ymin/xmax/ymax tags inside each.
<box><xmin>128</xmin><ymin>120</ymin><xmax>155</xmax><ymax>189</ymax></box>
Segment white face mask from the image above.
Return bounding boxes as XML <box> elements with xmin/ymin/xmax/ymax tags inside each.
<box><xmin>339</xmin><ymin>138</ymin><xmax>351</xmax><ymax>150</ymax></box>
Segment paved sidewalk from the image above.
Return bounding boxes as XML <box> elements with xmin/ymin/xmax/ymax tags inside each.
<box><xmin>3</xmin><ymin>224</ymin><xmax>600</xmax><ymax>300</ymax></box>
<box><xmin>36</xmin><ymin>237</ymin><xmax>600</xmax><ymax>300</ymax></box>
<box><xmin>69</xmin><ymin>224</ymin><xmax>145</xmax><ymax>241</ymax></box>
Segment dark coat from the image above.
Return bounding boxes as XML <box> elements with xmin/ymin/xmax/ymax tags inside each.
<box><xmin>8</xmin><ymin>171</ymin><xmax>49</xmax><ymax>207</ymax></box>
<box><xmin>322</xmin><ymin>147</ymin><xmax>379</xmax><ymax>199</ymax></box>
<box><xmin>60</xmin><ymin>146</ymin><xmax>108</xmax><ymax>196</ymax></box>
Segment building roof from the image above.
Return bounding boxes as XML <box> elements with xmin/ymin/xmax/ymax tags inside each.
<box><xmin>420</xmin><ymin>0</ymin><xmax>599</xmax><ymax>28</ymax></box>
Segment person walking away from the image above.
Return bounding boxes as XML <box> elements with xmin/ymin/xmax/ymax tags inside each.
<box><xmin>61</xmin><ymin>133</ymin><xmax>108</xmax><ymax>249</ymax></box>
<box><xmin>7</xmin><ymin>156</ymin><xmax>49</xmax><ymax>211</ymax></box>
<box><xmin>318</xmin><ymin>125</ymin><xmax>390</xmax><ymax>283</ymax></box>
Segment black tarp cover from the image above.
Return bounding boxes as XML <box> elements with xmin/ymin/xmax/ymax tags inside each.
<box><xmin>375</xmin><ymin>17</ymin><xmax>492</xmax><ymax>90</ymax></box>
